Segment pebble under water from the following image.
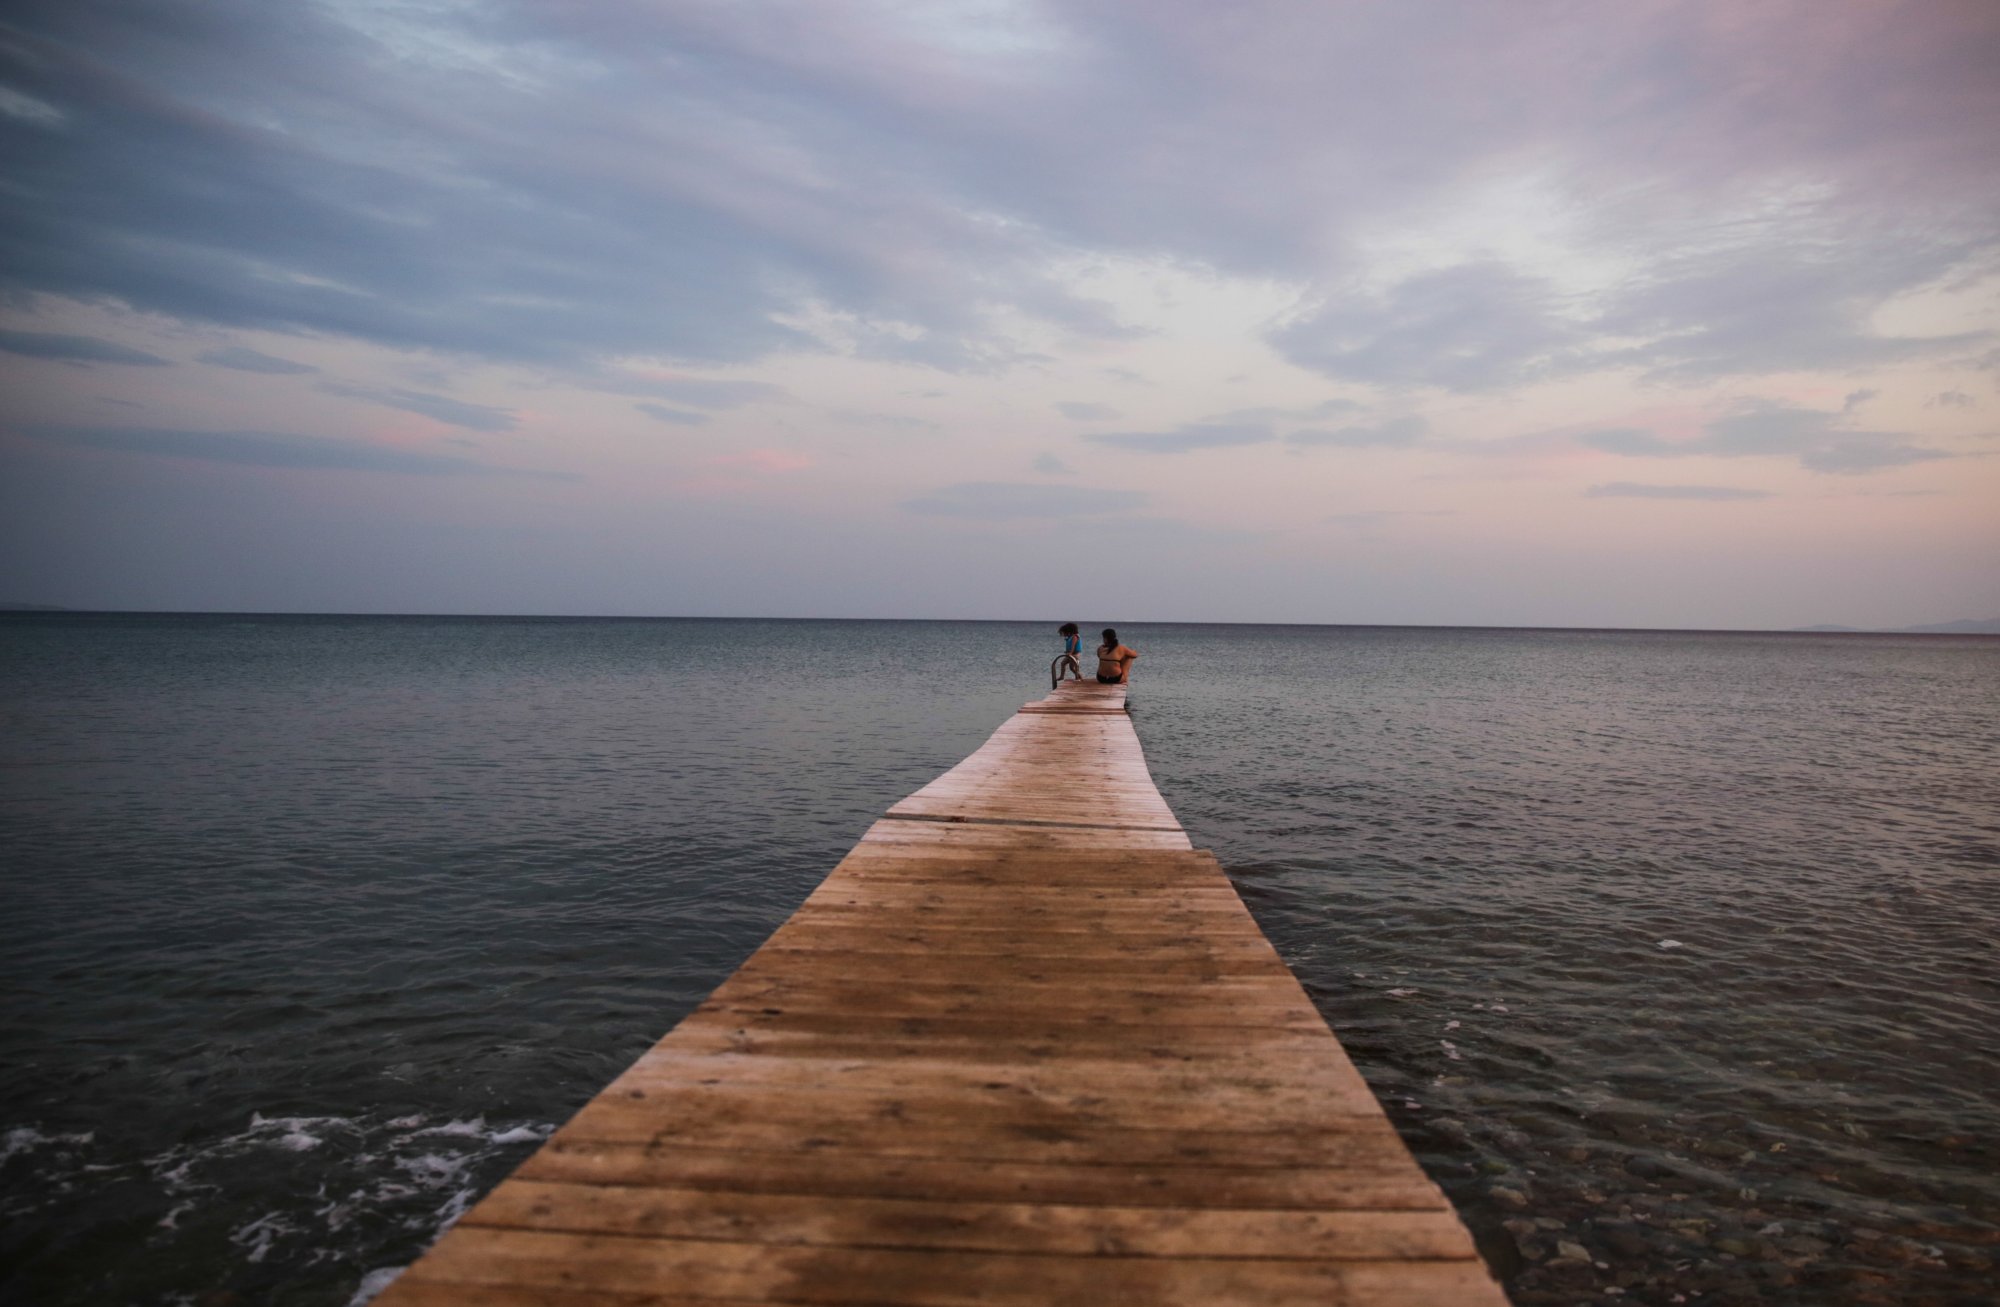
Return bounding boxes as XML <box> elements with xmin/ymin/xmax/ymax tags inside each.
<box><xmin>2</xmin><ymin>614</ymin><xmax>1995</xmax><ymax>1306</ymax></box>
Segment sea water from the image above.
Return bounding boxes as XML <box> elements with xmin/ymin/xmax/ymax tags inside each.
<box><xmin>2</xmin><ymin>615</ymin><xmax>1994</xmax><ymax>1305</ymax></box>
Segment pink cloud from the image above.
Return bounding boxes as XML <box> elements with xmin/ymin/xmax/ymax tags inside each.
<box><xmin>707</xmin><ymin>449</ymin><xmax>814</xmax><ymax>473</ymax></box>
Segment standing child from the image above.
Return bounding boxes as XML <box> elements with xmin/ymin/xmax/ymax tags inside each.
<box><xmin>1051</xmin><ymin>622</ymin><xmax>1082</xmax><ymax>688</ymax></box>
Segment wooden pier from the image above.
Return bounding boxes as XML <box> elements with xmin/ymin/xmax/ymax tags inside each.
<box><xmin>379</xmin><ymin>680</ymin><xmax>1507</xmax><ymax>1305</ymax></box>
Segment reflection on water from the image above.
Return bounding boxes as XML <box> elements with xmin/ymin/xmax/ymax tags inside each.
<box><xmin>2</xmin><ymin>615</ymin><xmax>1995</xmax><ymax>1305</ymax></box>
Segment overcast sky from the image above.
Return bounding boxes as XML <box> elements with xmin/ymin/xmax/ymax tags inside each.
<box><xmin>2</xmin><ymin>0</ymin><xmax>1996</xmax><ymax>627</ymax></box>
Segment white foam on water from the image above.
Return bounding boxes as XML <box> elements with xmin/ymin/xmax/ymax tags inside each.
<box><xmin>1</xmin><ymin>1126</ymin><xmax>109</xmax><ymax>1220</ymax></box>
<box><xmin>231</xmin><ymin>1211</ymin><xmax>298</xmax><ymax>1263</ymax></box>
<box><xmin>348</xmin><ymin>1266</ymin><xmax>406</xmax><ymax>1306</ymax></box>
<box><xmin>397</xmin><ymin>1152</ymin><xmax>472</xmax><ymax>1186</ymax></box>
<box><xmin>409</xmin><ymin>1117</ymin><xmax>553</xmax><ymax>1146</ymax></box>
<box><xmin>1</xmin><ymin>1125</ymin><xmax>95</xmax><ymax>1165</ymax></box>
<box><xmin>432</xmin><ymin>1184</ymin><xmax>478</xmax><ymax>1231</ymax></box>
<box><xmin>10</xmin><ymin>1107</ymin><xmax>553</xmax><ymax>1294</ymax></box>
<box><xmin>487</xmin><ymin>1125</ymin><xmax>544</xmax><ymax>1145</ymax></box>
<box><xmin>1658</xmin><ymin>939</ymin><xmax>1685</xmax><ymax>949</ymax></box>
<box><xmin>151</xmin><ymin>1154</ymin><xmax>209</xmax><ymax>1194</ymax></box>
<box><xmin>413</xmin><ymin>1118</ymin><xmax>491</xmax><ymax>1139</ymax></box>
<box><xmin>248</xmin><ymin>1112</ymin><xmax>351</xmax><ymax>1139</ymax></box>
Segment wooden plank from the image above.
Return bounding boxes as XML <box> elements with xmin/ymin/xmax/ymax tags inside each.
<box><xmin>770</xmin><ymin>906</ymin><xmax>1264</xmax><ymax>934</ymax></box>
<box><xmin>661</xmin><ymin>1006</ymin><xmax>1338</xmax><ymax>1047</ymax></box>
<box><xmin>375</xmin><ymin>677</ymin><xmax>1507</xmax><ymax>1306</ymax></box>
<box><xmin>642</xmin><ymin>1026</ymin><xmax>1363</xmax><ymax>1076</ymax></box>
<box><xmin>854</xmin><ymin>819</ymin><xmax>1194</xmax><ymax>851</ymax></box>
<box><xmin>826</xmin><ymin>861</ymin><xmax>1225</xmax><ymax>886</ymax></box>
<box><xmin>550</xmin><ymin>1100</ymin><xmax>1413</xmax><ymax>1168</ymax></box>
<box><xmin>732</xmin><ymin>947</ymin><xmax>1290</xmax><ymax>980</ymax></box>
<box><xmin>396</xmin><ymin>1227</ymin><xmax>1502</xmax><ymax>1306</ymax></box>
<box><xmin>460</xmin><ymin>1180</ymin><xmax>1482</xmax><ymax>1259</ymax></box>
<box><xmin>511</xmin><ymin>1141</ymin><xmax>1452</xmax><ymax>1210</ymax></box>
<box><xmin>755</xmin><ymin>926</ymin><xmax>1285</xmax><ymax>959</ymax></box>
<box><xmin>692</xmin><ymin>977</ymin><xmax>1323</xmax><ymax>1027</ymax></box>
<box><xmin>553</xmin><ymin>1080</ymin><xmax>1391</xmax><ymax>1140</ymax></box>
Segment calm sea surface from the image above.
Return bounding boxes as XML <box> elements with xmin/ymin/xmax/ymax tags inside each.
<box><xmin>2</xmin><ymin>615</ymin><xmax>1995</xmax><ymax>1306</ymax></box>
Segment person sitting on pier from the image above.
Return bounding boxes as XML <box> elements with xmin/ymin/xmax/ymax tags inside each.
<box><xmin>1051</xmin><ymin>622</ymin><xmax>1083</xmax><ymax>688</ymax></box>
<box><xmin>1095</xmin><ymin>628</ymin><xmax>1138</xmax><ymax>684</ymax></box>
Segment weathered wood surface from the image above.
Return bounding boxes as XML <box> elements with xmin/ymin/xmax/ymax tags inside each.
<box><xmin>379</xmin><ymin>678</ymin><xmax>1506</xmax><ymax>1305</ymax></box>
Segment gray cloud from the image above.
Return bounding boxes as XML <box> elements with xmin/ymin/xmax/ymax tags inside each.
<box><xmin>0</xmin><ymin>3</ymin><xmax>1131</xmax><ymax>373</ymax></box>
<box><xmin>0</xmin><ymin>329</ymin><xmax>171</xmax><ymax>366</ymax></box>
<box><xmin>903</xmin><ymin>481</ymin><xmax>1144</xmax><ymax>519</ymax></box>
<box><xmin>1032</xmin><ymin>452</ymin><xmax>1073</xmax><ymax>475</ymax></box>
<box><xmin>400</xmin><ymin>365</ymin><xmax>454</xmax><ymax>390</ymax></box>
<box><xmin>0</xmin><ymin>1</ymin><xmax>1993</xmax><ymax>387</ymax></box>
<box><xmin>1084</xmin><ymin>422</ymin><xmax>1272</xmax><ymax>454</ymax></box>
<box><xmin>635</xmin><ymin>403</ymin><xmax>709</xmax><ymax>426</ymax></box>
<box><xmin>1272</xmin><ymin>263</ymin><xmax>1584</xmax><ymax>391</ymax></box>
<box><xmin>1325</xmin><ymin>509</ymin><xmax>1455</xmax><ymax>527</ymax></box>
<box><xmin>1207</xmin><ymin>399</ymin><xmax>1370</xmax><ymax>427</ymax></box>
<box><xmin>1275</xmin><ymin>234</ymin><xmax>1991</xmax><ymax>394</ymax></box>
<box><xmin>1585</xmin><ymin>482</ymin><xmax>1773</xmax><ymax>501</ymax></box>
<box><xmin>1289</xmin><ymin>416</ymin><xmax>1428</xmax><ymax>448</ymax></box>
<box><xmin>1106</xmin><ymin>516</ymin><xmax>1267</xmax><ymax>545</ymax></box>
<box><xmin>830</xmin><ymin>410</ymin><xmax>941</xmax><ymax>433</ymax></box>
<box><xmin>1842</xmin><ymin>389</ymin><xmax>1878</xmax><ymax>413</ymax></box>
<box><xmin>1581</xmin><ymin>428</ymin><xmax>1679</xmax><ymax>457</ymax></box>
<box><xmin>1928</xmin><ymin>390</ymin><xmax>1975</xmax><ymax>408</ymax></box>
<box><xmin>1798</xmin><ymin>442</ymin><xmax>1952</xmax><ymax>474</ymax></box>
<box><xmin>319</xmin><ymin>382</ymin><xmax>518</xmax><ymax>432</ymax></box>
<box><xmin>1056</xmin><ymin>401</ymin><xmax>1119</xmax><ymax>421</ymax></box>
<box><xmin>1590</xmin><ymin>233</ymin><xmax>1991</xmax><ymax>384</ymax></box>
<box><xmin>603</xmin><ymin>377</ymin><xmax>789</xmax><ymax>410</ymax></box>
<box><xmin>1580</xmin><ymin>403</ymin><xmax>1951</xmax><ymax>475</ymax></box>
<box><xmin>197</xmin><ymin>344</ymin><xmax>316</xmax><ymax>374</ymax></box>
<box><xmin>22</xmin><ymin>424</ymin><xmax>556</xmax><ymax>477</ymax></box>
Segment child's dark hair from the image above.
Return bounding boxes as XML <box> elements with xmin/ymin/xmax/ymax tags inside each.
<box><xmin>1059</xmin><ymin>622</ymin><xmax>1078</xmax><ymax>635</ymax></box>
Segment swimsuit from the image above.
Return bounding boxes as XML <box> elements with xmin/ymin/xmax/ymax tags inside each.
<box><xmin>1096</xmin><ymin>672</ymin><xmax>1121</xmax><ymax>684</ymax></box>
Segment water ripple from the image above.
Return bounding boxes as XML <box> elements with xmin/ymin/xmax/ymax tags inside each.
<box><xmin>3</xmin><ymin>616</ymin><xmax>1995</xmax><ymax>1305</ymax></box>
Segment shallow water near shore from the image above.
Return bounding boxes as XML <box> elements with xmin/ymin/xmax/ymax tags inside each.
<box><xmin>2</xmin><ymin>614</ymin><xmax>1995</xmax><ymax>1305</ymax></box>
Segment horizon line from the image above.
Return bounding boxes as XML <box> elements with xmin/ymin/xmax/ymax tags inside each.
<box><xmin>3</xmin><ymin>608</ymin><xmax>1994</xmax><ymax>636</ymax></box>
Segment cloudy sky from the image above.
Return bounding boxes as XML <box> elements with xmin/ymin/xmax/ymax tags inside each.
<box><xmin>2</xmin><ymin>0</ymin><xmax>1995</xmax><ymax>627</ymax></box>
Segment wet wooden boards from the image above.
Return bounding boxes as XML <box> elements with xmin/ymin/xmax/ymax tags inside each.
<box><xmin>378</xmin><ymin>679</ymin><xmax>1507</xmax><ymax>1305</ymax></box>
